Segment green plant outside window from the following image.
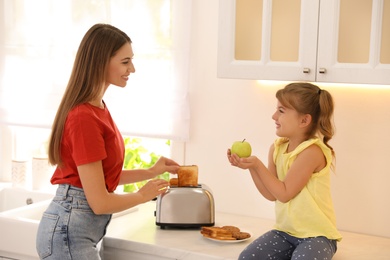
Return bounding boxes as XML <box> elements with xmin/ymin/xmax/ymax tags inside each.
<box><xmin>123</xmin><ymin>137</ymin><xmax>170</xmax><ymax>193</ymax></box>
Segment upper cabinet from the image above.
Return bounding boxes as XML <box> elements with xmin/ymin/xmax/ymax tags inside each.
<box><xmin>218</xmin><ymin>0</ymin><xmax>390</xmax><ymax>85</ymax></box>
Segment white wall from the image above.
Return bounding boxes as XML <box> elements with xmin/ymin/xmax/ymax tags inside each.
<box><xmin>0</xmin><ymin>126</ymin><xmax>12</xmax><ymax>182</ymax></box>
<box><xmin>185</xmin><ymin>0</ymin><xmax>390</xmax><ymax>238</ymax></box>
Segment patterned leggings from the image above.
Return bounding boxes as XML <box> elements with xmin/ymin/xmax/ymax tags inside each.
<box><xmin>239</xmin><ymin>230</ymin><xmax>337</xmax><ymax>260</ymax></box>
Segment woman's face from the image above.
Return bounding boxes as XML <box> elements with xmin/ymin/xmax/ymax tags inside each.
<box><xmin>106</xmin><ymin>42</ymin><xmax>135</xmax><ymax>88</ymax></box>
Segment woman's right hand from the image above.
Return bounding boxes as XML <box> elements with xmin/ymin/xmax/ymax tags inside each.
<box><xmin>137</xmin><ymin>178</ymin><xmax>169</xmax><ymax>202</ymax></box>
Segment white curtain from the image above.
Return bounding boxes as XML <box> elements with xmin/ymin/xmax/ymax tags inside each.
<box><xmin>0</xmin><ymin>0</ymin><xmax>191</xmax><ymax>141</ymax></box>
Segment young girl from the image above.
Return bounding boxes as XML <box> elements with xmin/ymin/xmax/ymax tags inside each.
<box><xmin>36</xmin><ymin>24</ymin><xmax>179</xmax><ymax>259</ymax></box>
<box><xmin>227</xmin><ymin>82</ymin><xmax>342</xmax><ymax>260</ymax></box>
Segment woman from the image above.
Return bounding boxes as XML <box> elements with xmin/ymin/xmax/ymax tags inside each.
<box><xmin>228</xmin><ymin>82</ymin><xmax>342</xmax><ymax>259</ymax></box>
<box><xmin>36</xmin><ymin>24</ymin><xmax>179</xmax><ymax>259</ymax></box>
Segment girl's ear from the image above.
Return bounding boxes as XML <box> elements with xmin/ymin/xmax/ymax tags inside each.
<box><xmin>300</xmin><ymin>114</ymin><xmax>312</xmax><ymax>127</ymax></box>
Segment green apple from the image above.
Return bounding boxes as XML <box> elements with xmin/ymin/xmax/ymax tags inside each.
<box><xmin>231</xmin><ymin>139</ymin><xmax>252</xmax><ymax>158</ymax></box>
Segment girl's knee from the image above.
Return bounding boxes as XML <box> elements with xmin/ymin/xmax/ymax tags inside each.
<box><xmin>292</xmin><ymin>237</ymin><xmax>337</xmax><ymax>260</ymax></box>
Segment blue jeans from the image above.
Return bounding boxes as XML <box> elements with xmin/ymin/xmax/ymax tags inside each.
<box><xmin>239</xmin><ymin>230</ymin><xmax>337</xmax><ymax>260</ymax></box>
<box><xmin>36</xmin><ymin>184</ymin><xmax>112</xmax><ymax>260</ymax></box>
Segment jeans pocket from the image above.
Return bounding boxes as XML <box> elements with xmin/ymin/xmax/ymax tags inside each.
<box><xmin>36</xmin><ymin>212</ymin><xmax>60</xmax><ymax>259</ymax></box>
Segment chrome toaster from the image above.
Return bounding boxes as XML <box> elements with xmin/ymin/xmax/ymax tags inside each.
<box><xmin>155</xmin><ymin>184</ymin><xmax>215</xmax><ymax>229</ymax></box>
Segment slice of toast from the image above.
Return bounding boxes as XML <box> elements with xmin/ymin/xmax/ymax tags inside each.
<box><xmin>201</xmin><ymin>226</ymin><xmax>250</xmax><ymax>241</ymax></box>
<box><xmin>201</xmin><ymin>226</ymin><xmax>235</xmax><ymax>239</ymax></box>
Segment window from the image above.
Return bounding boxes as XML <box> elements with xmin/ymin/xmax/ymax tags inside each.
<box><xmin>0</xmin><ymin>0</ymin><xmax>191</xmax><ymax>183</ymax></box>
<box><xmin>121</xmin><ymin>136</ymin><xmax>171</xmax><ymax>192</ymax></box>
<box><xmin>0</xmin><ymin>0</ymin><xmax>191</xmax><ymax>141</ymax></box>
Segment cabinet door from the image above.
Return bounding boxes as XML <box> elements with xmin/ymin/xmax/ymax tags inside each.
<box><xmin>217</xmin><ymin>0</ymin><xmax>320</xmax><ymax>81</ymax></box>
<box><xmin>317</xmin><ymin>0</ymin><xmax>390</xmax><ymax>85</ymax></box>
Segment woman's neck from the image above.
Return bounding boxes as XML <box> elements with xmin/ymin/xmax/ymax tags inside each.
<box><xmin>88</xmin><ymin>100</ymin><xmax>105</xmax><ymax>109</ymax></box>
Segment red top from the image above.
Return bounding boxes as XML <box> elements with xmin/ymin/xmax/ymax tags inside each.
<box><xmin>51</xmin><ymin>103</ymin><xmax>125</xmax><ymax>192</ymax></box>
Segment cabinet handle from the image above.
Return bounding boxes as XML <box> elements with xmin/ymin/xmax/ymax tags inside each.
<box><xmin>319</xmin><ymin>68</ymin><xmax>326</xmax><ymax>74</ymax></box>
<box><xmin>303</xmin><ymin>68</ymin><xmax>310</xmax><ymax>73</ymax></box>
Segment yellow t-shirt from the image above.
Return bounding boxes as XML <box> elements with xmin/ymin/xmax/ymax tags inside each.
<box><xmin>273</xmin><ymin>137</ymin><xmax>342</xmax><ymax>241</ymax></box>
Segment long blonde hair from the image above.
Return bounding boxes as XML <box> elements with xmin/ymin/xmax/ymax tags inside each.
<box><xmin>276</xmin><ymin>82</ymin><xmax>335</xmax><ymax>156</ymax></box>
<box><xmin>48</xmin><ymin>24</ymin><xmax>131</xmax><ymax>166</ymax></box>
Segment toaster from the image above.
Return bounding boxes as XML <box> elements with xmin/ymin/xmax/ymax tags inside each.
<box><xmin>155</xmin><ymin>184</ymin><xmax>215</xmax><ymax>229</ymax></box>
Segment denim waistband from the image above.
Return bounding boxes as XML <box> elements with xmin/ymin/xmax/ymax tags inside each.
<box><xmin>55</xmin><ymin>184</ymin><xmax>86</xmax><ymax>198</ymax></box>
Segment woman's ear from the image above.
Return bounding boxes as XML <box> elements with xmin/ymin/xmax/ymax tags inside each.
<box><xmin>300</xmin><ymin>114</ymin><xmax>312</xmax><ymax>127</ymax></box>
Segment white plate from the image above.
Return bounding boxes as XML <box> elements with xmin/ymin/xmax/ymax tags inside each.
<box><xmin>202</xmin><ymin>232</ymin><xmax>252</xmax><ymax>243</ymax></box>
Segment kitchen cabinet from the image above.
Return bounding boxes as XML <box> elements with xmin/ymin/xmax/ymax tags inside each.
<box><xmin>218</xmin><ymin>0</ymin><xmax>390</xmax><ymax>85</ymax></box>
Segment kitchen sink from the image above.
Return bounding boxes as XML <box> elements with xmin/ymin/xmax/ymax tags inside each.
<box><xmin>0</xmin><ymin>200</ymin><xmax>50</xmax><ymax>259</ymax></box>
<box><xmin>0</xmin><ymin>187</ymin><xmax>54</xmax><ymax>259</ymax></box>
<box><xmin>0</xmin><ymin>186</ymin><xmax>138</xmax><ymax>259</ymax></box>
<box><xmin>0</xmin><ymin>186</ymin><xmax>54</xmax><ymax>212</ymax></box>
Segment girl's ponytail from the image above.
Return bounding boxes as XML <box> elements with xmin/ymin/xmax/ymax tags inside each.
<box><xmin>317</xmin><ymin>90</ymin><xmax>335</xmax><ymax>156</ymax></box>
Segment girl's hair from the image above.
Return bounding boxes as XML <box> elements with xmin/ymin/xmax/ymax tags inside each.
<box><xmin>48</xmin><ymin>24</ymin><xmax>131</xmax><ymax>166</ymax></box>
<box><xmin>276</xmin><ymin>82</ymin><xmax>335</xmax><ymax>155</ymax></box>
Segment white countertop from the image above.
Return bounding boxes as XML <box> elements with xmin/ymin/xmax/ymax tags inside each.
<box><xmin>105</xmin><ymin>201</ymin><xmax>390</xmax><ymax>260</ymax></box>
<box><xmin>104</xmin><ymin>201</ymin><xmax>273</xmax><ymax>260</ymax></box>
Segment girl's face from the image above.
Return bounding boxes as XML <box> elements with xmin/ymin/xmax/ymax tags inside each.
<box><xmin>272</xmin><ymin>100</ymin><xmax>304</xmax><ymax>138</ymax></box>
<box><xmin>106</xmin><ymin>42</ymin><xmax>135</xmax><ymax>88</ymax></box>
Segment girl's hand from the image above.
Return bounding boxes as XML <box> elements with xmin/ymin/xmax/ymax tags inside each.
<box><xmin>227</xmin><ymin>149</ymin><xmax>259</xmax><ymax>170</ymax></box>
<box><xmin>151</xmin><ymin>156</ymin><xmax>180</xmax><ymax>177</ymax></box>
<box><xmin>137</xmin><ymin>178</ymin><xmax>169</xmax><ymax>202</ymax></box>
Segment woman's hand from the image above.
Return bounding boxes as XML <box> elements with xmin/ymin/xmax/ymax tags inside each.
<box><xmin>151</xmin><ymin>156</ymin><xmax>180</xmax><ymax>177</ymax></box>
<box><xmin>137</xmin><ymin>178</ymin><xmax>169</xmax><ymax>201</ymax></box>
<box><xmin>227</xmin><ymin>149</ymin><xmax>259</xmax><ymax>170</ymax></box>
<box><xmin>119</xmin><ymin>156</ymin><xmax>179</xmax><ymax>185</ymax></box>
